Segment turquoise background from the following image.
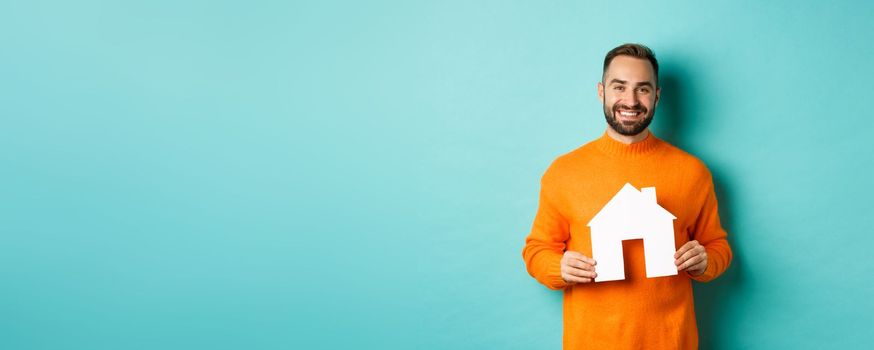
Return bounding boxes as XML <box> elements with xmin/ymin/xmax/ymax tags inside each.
<box><xmin>2</xmin><ymin>1</ymin><xmax>872</xmax><ymax>349</ymax></box>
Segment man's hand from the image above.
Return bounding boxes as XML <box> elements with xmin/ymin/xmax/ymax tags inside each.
<box><xmin>561</xmin><ymin>251</ymin><xmax>597</xmax><ymax>284</ymax></box>
<box><xmin>675</xmin><ymin>240</ymin><xmax>708</xmax><ymax>276</ymax></box>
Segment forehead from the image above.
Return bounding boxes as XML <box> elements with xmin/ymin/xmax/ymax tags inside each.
<box><xmin>604</xmin><ymin>56</ymin><xmax>656</xmax><ymax>84</ymax></box>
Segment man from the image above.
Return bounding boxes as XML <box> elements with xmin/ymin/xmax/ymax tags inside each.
<box><xmin>521</xmin><ymin>43</ymin><xmax>732</xmax><ymax>349</ymax></box>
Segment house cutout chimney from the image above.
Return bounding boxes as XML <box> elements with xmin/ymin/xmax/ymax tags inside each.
<box><xmin>587</xmin><ymin>183</ymin><xmax>678</xmax><ymax>282</ymax></box>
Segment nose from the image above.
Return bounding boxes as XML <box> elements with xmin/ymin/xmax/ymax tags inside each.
<box><xmin>619</xmin><ymin>89</ymin><xmax>640</xmax><ymax>107</ymax></box>
<box><xmin>629</xmin><ymin>89</ymin><xmax>640</xmax><ymax>104</ymax></box>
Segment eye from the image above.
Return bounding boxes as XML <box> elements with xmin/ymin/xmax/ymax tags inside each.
<box><xmin>638</xmin><ymin>87</ymin><xmax>651</xmax><ymax>94</ymax></box>
<box><xmin>613</xmin><ymin>86</ymin><xmax>625</xmax><ymax>91</ymax></box>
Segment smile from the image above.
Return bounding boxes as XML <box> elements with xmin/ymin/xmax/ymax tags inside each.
<box><xmin>617</xmin><ymin>110</ymin><xmax>642</xmax><ymax>117</ymax></box>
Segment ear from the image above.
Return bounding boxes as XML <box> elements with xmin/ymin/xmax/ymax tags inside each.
<box><xmin>597</xmin><ymin>82</ymin><xmax>605</xmax><ymax>101</ymax></box>
<box><xmin>654</xmin><ymin>86</ymin><xmax>661</xmax><ymax>106</ymax></box>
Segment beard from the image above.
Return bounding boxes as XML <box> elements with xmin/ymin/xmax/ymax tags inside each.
<box><xmin>603</xmin><ymin>101</ymin><xmax>655</xmax><ymax>136</ymax></box>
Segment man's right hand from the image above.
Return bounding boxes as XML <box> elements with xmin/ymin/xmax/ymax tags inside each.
<box><xmin>560</xmin><ymin>251</ymin><xmax>597</xmax><ymax>284</ymax></box>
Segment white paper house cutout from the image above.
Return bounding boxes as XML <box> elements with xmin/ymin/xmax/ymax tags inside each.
<box><xmin>587</xmin><ymin>183</ymin><xmax>678</xmax><ymax>282</ymax></box>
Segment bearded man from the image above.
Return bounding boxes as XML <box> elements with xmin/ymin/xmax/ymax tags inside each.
<box><xmin>522</xmin><ymin>43</ymin><xmax>733</xmax><ymax>349</ymax></box>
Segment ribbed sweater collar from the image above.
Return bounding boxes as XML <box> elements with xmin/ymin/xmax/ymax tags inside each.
<box><xmin>594</xmin><ymin>129</ymin><xmax>662</xmax><ymax>157</ymax></box>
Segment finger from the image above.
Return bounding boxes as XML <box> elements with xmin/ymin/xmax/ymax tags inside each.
<box><xmin>674</xmin><ymin>240</ymin><xmax>698</xmax><ymax>259</ymax></box>
<box><xmin>673</xmin><ymin>242</ymin><xmax>691</xmax><ymax>259</ymax></box>
<box><xmin>676</xmin><ymin>246</ymin><xmax>700</xmax><ymax>266</ymax></box>
<box><xmin>685</xmin><ymin>260</ymin><xmax>707</xmax><ymax>275</ymax></box>
<box><xmin>563</xmin><ymin>274</ymin><xmax>593</xmax><ymax>284</ymax></box>
<box><xmin>564</xmin><ymin>252</ymin><xmax>585</xmax><ymax>265</ymax></box>
<box><xmin>690</xmin><ymin>260</ymin><xmax>707</xmax><ymax>273</ymax></box>
<box><xmin>565</xmin><ymin>251</ymin><xmax>586</xmax><ymax>259</ymax></box>
<box><xmin>570</xmin><ymin>260</ymin><xmax>595</xmax><ymax>271</ymax></box>
<box><xmin>569</xmin><ymin>253</ymin><xmax>596</xmax><ymax>266</ymax></box>
<box><xmin>566</xmin><ymin>267</ymin><xmax>597</xmax><ymax>279</ymax></box>
<box><xmin>676</xmin><ymin>245</ymin><xmax>704</xmax><ymax>266</ymax></box>
<box><xmin>678</xmin><ymin>253</ymin><xmax>704</xmax><ymax>271</ymax></box>
<box><xmin>568</xmin><ymin>258</ymin><xmax>595</xmax><ymax>268</ymax></box>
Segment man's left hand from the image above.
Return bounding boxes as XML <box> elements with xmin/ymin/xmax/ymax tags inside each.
<box><xmin>675</xmin><ymin>240</ymin><xmax>708</xmax><ymax>276</ymax></box>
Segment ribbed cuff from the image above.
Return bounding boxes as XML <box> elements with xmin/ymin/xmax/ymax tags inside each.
<box><xmin>545</xmin><ymin>257</ymin><xmax>569</xmax><ymax>290</ymax></box>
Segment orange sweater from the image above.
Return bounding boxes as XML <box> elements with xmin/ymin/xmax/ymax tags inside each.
<box><xmin>522</xmin><ymin>131</ymin><xmax>732</xmax><ymax>349</ymax></box>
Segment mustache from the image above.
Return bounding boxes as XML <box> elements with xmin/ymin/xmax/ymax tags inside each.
<box><xmin>612</xmin><ymin>104</ymin><xmax>647</xmax><ymax>114</ymax></box>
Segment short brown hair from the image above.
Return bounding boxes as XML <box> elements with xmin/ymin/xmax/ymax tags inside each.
<box><xmin>603</xmin><ymin>43</ymin><xmax>659</xmax><ymax>85</ymax></box>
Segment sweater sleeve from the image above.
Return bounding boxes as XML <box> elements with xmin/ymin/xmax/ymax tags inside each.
<box><xmin>686</xmin><ymin>173</ymin><xmax>733</xmax><ymax>282</ymax></box>
<box><xmin>522</xmin><ymin>177</ymin><xmax>570</xmax><ymax>290</ymax></box>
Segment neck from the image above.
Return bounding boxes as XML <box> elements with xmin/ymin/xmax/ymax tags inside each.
<box><xmin>606</xmin><ymin>127</ymin><xmax>650</xmax><ymax>144</ymax></box>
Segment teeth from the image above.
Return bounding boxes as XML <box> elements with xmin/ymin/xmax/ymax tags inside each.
<box><xmin>619</xmin><ymin>111</ymin><xmax>638</xmax><ymax>116</ymax></box>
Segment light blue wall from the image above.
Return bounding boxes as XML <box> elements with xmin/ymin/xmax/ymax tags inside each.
<box><xmin>2</xmin><ymin>1</ymin><xmax>872</xmax><ymax>349</ymax></box>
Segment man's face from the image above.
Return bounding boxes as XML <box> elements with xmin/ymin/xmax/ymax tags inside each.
<box><xmin>597</xmin><ymin>56</ymin><xmax>660</xmax><ymax>136</ymax></box>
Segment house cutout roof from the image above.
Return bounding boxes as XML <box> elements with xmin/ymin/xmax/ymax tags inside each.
<box><xmin>587</xmin><ymin>183</ymin><xmax>676</xmax><ymax>228</ymax></box>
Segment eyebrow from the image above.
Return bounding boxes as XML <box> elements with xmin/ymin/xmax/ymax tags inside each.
<box><xmin>608</xmin><ymin>79</ymin><xmax>654</xmax><ymax>88</ymax></box>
